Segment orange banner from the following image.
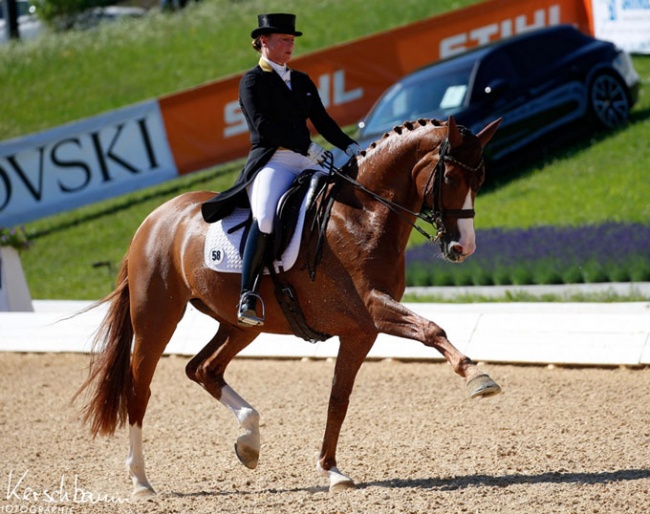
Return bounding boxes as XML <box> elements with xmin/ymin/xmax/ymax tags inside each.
<box><xmin>160</xmin><ymin>0</ymin><xmax>590</xmax><ymax>175</ymax></box>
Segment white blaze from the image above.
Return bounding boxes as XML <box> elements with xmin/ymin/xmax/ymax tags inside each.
<box><xmin>456</xmin><ymin>190</ymin><xmax>476</xmax><ymax>256</ymax></box>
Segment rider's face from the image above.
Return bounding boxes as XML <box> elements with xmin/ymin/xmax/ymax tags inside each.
<box><xmin>261</xmin><ymin>33</ymin><xmax>295</xmax><ymax>65</ymax></box>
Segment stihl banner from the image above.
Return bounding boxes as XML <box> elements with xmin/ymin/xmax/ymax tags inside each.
<box><xmin>0</xmin><ymin>0</ymin><xmax>590</xmax><ymax>227</ymax></box>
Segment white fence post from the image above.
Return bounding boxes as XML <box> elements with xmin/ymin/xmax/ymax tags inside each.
<box><xmin>0</xmin><ymin>246</ymin><xmax>34</xmax><ymax>312</ymax></box>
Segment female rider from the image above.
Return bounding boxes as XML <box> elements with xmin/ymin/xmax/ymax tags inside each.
<box><xmin>202</xmin><ymin>13</ymin><xmax>361</xmax><ymax>326</ymax></box>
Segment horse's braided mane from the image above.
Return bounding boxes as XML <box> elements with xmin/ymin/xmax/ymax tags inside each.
<box><xmin>361</xmin><ymin>118</ymin><xmax>447</xmax><ymax>156</ymax></box>
<box><xmin>359</xmin><ymin>118</ymin><xmax>484</xmax><ymax>190</ymax></box>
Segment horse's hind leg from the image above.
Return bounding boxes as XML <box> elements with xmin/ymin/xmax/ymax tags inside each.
<box><xmin>186</xmin><ymin>324</ymin><xmax>262</xmax><ymax>469</ymax></box>
<box><xmin>127</xmin><ymin>421</ymin><xmax>154</xmax><ymax>497</ymax></box>
<box><xmin>127</xmin><ymin>296</ymin><xmax>186</xmax><ymax>496</ymax></box>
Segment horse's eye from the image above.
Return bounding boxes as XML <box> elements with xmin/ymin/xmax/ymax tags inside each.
<box><xmin>444</xmin><ymin>173</ymin><xmax>460</xmax><ymax>187</ymax></box>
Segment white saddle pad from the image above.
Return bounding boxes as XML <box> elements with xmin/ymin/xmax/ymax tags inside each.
<box><xmin>204</xmin><ymin>198</ymin><xmax>308</xmax><ymax>275</ymax></box>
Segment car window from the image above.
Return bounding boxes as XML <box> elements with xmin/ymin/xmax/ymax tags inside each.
<box><xmin>362</xmin><ymin>59</ymin><xmax>475</xmax><ymax>136</ymax></box>
<box><xmin>472</xmin><ymin>51</ymin><xmax>519</xmax><ymax>100</ymax></box>
<box><xmin>505</xmin><ymin>30</ymin><xmax>587</xmax><ymax>77</ymax></box>
<box><xmin>19</xmin><ymin>1</ymin><xmax>32</xmax><ymax>16</ymax></box>
<box><xmin>0</xmin><ymin>1</ymin><xmax>33</xmax><ymax>18</ymax></box>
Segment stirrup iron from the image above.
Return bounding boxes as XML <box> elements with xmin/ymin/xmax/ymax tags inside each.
<box><xmin>238</xmin><ymin>292</ymin><xmax>265</xmax><ymax>327</ymax></box>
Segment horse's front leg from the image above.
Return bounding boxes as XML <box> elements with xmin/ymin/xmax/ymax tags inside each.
<box><xmin>186</xmin><ymin>324</ymin><xmax>262</xmax><ymax>469</ymax></box>
<box><xmin>318</xmin><ymin>333</ymin><xmax>376</xmax><ymax>492</ymax></box>
<box><xmin>369</xmin><ymin>291</ymin><xmax>501</xmax><ymax>398</ymax></box>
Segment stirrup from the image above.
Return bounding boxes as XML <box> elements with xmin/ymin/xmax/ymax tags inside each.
<box><xmin>237</xmin><ymin>292</ymin><xmax>265</xmax><ymax>327</ymax></box>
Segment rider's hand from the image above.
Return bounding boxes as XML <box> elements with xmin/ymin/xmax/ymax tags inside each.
<box><xmin>345</xmin><ymin>143</ymin><xmax>362</xmax><ymax>157</ymax></box>
<box><xmin>307</xmin><ymin>142</ymin><xmax>332</xmax><ymax>165</ymax></box>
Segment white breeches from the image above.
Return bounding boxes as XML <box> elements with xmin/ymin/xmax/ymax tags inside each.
<box><xmin>247</xmin><ymin>149</ymin><xmax>324</xmax><ymax>234</ymax></box>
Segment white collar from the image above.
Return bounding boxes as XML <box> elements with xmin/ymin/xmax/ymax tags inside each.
<box><xmin>262</xmin><ymin>57</ymin><xmax>289</xmax><ymax>77</ymax></box>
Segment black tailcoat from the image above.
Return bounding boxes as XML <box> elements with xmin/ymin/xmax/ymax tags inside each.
<box><xmin>202</xmin><ymin>58</ymin><xmax>355</xmax><ymax>223</ymax></box>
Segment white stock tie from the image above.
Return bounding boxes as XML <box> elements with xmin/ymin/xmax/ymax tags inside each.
<box><xmin>281</xmin><ymin>69</ymin><xmax>292</xmax><ymax>90</ymax></box>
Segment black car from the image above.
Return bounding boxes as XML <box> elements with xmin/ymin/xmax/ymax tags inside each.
<box><xmin>352</xmin><ymin>25</ymin><xmax>640</xmax><ymax>167</ymax></box>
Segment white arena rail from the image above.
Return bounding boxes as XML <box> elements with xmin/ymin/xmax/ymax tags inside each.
<box><xmin>1</xmin><ymin>300</ymin><xmax>649</xmax><ymax>366</ymax></box>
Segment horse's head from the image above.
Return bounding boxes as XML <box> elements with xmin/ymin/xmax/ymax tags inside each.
<box><xmin>345</xmin><ymin>116</ymin><xmax>500</xmax><ymax>266</ymax></box>
<box><xmin>419</xmin><ymin>116</ymin><xmax>501</xmax><ymax>263</ymax></box>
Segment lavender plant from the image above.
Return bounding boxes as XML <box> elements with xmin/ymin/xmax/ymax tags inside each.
<box><xmin>406</xmin><ymin>223</ymin><xmax>650</xmax><ymax>286</ymax></box>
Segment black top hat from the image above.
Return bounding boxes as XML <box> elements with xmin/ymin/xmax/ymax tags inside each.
<box><xmin>251</xmin><ymin>13</ymin><xmax>303</xmax><ymax>39</ymax></box>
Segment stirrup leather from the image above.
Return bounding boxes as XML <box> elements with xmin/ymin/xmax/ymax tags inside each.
<box><xmin>237</xmin><ymin>291</ymin><xmax>266</xmax><ymax>326</ymax></box>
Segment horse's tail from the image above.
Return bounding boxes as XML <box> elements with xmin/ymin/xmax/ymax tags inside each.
<box><xmin>73</xmin><ymin>255</ymin><xmax>133</xmax><ymax>438</ymax></box>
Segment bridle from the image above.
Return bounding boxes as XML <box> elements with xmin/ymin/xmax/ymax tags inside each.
<box><xmin>324</xmin><ymin>138</ymin><xmax>483</xmax><ymax>243</ymax></box>
<box><xmin>420</xmin><ymin>138</ymin><xmax>482</xmax><ymax>240</ymax></box>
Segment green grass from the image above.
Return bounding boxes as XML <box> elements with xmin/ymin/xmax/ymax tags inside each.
<box><xmin>402</xmin><ymin>290</ymin><xmax>650</xmax><ymax>303</ymax></box>
<box><xmin>0</xmin><ymin>0</ymin><xmax>479</xmax><ymax>140</ymax></box>
<box><xmin>3</xmin><ymin>0</ymin><xmax>650</xmax><ymax>300</ymax></box>
<box><xmin>20</xmin><ymin>164</ymin><xmax>243</xmax><ymax>299</ymax></box>
<box><xmin>476</xmin><ymin>113</ymin><xmax>650</xmax><ymax>229</ymax></box>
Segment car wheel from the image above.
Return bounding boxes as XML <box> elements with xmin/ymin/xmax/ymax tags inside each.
<box><xmin>588</xmin><ymin>73</ymin><xmax>630</xmax><ymax>129</ymax></box>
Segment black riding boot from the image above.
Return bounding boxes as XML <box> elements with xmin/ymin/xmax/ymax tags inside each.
<box><xmin>238</xmin><ymin>221</ymin><xmax>270</xmax><ymax>326</ymax></box>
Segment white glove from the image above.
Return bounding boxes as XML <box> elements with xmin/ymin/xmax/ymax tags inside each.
<box><xmin>345</xmin><ymin>143</ymin><xmax>362</xmax><ymax>157</ymax></box>
<box><xmin>307</xmin><ymin>142</ymin><xmax>332</xmax><ymax>165</ymax></box>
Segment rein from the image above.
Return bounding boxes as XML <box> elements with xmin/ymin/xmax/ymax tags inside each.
<box><xmin>326</xmin><ymin>138</ymin><xmax>481</xmax><ymax>243</ymax></box>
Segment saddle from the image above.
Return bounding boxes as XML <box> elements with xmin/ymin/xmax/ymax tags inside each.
<box><xmin>231</xmin><ymin>169</ymin><xmax>335</xmax><ymax>343</ymax></box>
<box><xmin>229</xmin><ymin>169</ymin><xmax>327</xmax><ymax>262</ymax></box>
<box><xmin>274</xmin><ymin>169</ymin><xmax>329</xmax><ymax>263</ymax></box>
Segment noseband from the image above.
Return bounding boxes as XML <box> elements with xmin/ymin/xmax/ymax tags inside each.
<box><xmin>326</xmin><ymin>138</ymin><xmax>483</xmax><ymax>243</ymax></box>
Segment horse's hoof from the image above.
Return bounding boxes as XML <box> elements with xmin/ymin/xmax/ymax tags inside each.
<box><xmin>132</xmin><ymin>484</ymin><xmax>156</xmax><ymax>499</ymax></box>
<box><xmin>329</xmin><ymin>474</ymin><xmax>356</xmax><ymax>493</ymax></box>
<box><xmin>318</xmin><ymin>464</ymin><xmax>356</xmax><ymax>493</ymax></box>
<box><xmin>235</xmin><ymin>442</ymin><xmax>259</xmax><ymax>469</ymax></box>
<box><xmin>467</xmin><ymin>374</ymin><xmax>502</xmax><ymax>399</ymax></box>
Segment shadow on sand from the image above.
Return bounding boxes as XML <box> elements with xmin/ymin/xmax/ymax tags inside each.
<box><xmin>167</xmin><ymin>467</ymin><xmax>650</xmax><ymax>498</ymax></box>
<box><xmin>357</xmin><ymin>467</ymin><xmax>650</xmax><ymax>491</ymax></box>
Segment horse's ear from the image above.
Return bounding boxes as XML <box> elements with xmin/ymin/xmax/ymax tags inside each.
<box><xmin>476</xmin><ymin>118</ymin><xmax>502</xmax><ymax>148</ymax></box>
<box><xmin>447</xmin><ymin>116</ymin><xmax>463</xmax><ymax>149</ymax></box>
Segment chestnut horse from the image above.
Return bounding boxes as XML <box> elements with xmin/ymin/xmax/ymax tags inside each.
<box><xmin>76</xmin><ymin>116</ymin><xmax>502</xmax><ymax>496</ymax></box>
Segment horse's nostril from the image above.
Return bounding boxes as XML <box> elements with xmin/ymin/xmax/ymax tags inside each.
<box><xmin>448</xmin><ymin>243</ymin><xmax>463</xmax><ymax>256</ymax></box>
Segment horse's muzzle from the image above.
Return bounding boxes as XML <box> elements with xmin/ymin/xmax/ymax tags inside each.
<box><xmin>441</xmin><ymin>240</ymin><xmax>473</xmax><ymax>263</ymax></box>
